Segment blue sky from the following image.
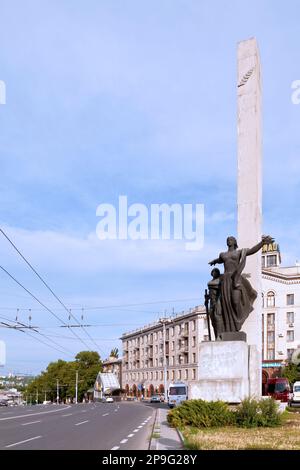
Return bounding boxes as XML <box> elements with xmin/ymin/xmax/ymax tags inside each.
<box><xmin>0</xmin><ymin>0</ymin><xmax>300</xmax><ymax>375</ymax></box>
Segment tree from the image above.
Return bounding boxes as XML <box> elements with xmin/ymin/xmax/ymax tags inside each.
<box><xmin>26</xmin><ymin>351</ymin><xmax>102</xmax><ymax>403</ymax></box>
<box><xmin>281</xmin><ymin>363</ymin><xmax>300</xmax><ymax>385</ymax></box>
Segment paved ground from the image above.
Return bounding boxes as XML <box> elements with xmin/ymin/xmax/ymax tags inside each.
<box><xmin>0</xmin><ymin>401</ymin><xmax>155</xmax><ymax>450</ymax></box>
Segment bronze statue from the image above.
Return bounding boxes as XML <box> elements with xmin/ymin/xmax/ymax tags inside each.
<box><xmin>208</xmin><ymin>235</ymin><xmax>273</xmax><ymax>334</ymax></box>
<box><xmin>205</xmin><ymin>268</ymin><xmax>224</xmax><ymax>340</ymax></box>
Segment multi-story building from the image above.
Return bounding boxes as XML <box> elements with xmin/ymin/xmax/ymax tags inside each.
<box><xmin>121</xmin><ymin>307</ymin><xmax>208</xmax><ymax>397</ymax></box>
<box><xmin>262</xmin><ymin>242</ymin><xmax>300</xmax><ymax>386</ymax></box>
<box><xmin>122</xmin><ymin>243</ymin><xmax>300</xmax><ymax>396</ymax></box>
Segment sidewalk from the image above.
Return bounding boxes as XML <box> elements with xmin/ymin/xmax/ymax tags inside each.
<box><xmin>149</xmin><ymin>407</ymin><xmax>184</xmax><ymax>450</ymax></box>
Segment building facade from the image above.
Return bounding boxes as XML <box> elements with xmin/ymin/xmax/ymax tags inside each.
<box><xmin>122</xmin><ymin>244</ymin><xmax>300</xmax><ymax>396</ymax></box>
<box><xmin>262</xmin><ymin>243</ymin><xmax>300</xmax><ymax>386</ymax></box>
<box><xmin>121</xmin><ymin>307</ymin><xmax>208</xmax><ymax>397</ymax></box>
<box><xmin>102</xmin><ymin>357</ymin><xmax>123</xmax><ymax>389</ymax></box>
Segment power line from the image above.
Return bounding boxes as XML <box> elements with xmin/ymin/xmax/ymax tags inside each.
<box><xmin>0</xmin><ymin>264</ymin><xmax>98</xmax><ymax>353</ymax></box>
<box><xmin>0</xmin><ymin>315</ymin><xmax>74</xmax><ymax>357</ymax></box>
<box><xmin>0</xmin><ymin>228</ymin><xmax>105</xmax><ymax>354</ymax></box>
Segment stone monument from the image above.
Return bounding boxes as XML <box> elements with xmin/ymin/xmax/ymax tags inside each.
<box><xmin>190</xmin><ymin>38</ymin><xmax>265</xmax><ymax>402</ymax></box>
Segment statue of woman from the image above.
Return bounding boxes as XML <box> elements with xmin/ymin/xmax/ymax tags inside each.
<box><xmin>208</xmin><ymin>235</ymin><xmax>273</xmax><ymax>332</ymax></box>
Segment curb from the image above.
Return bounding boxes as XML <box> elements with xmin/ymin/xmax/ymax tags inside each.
<box><xmin>148</xmin><ymin>408</ymin><xmax>159</xmax><ymax>450</ymax></box>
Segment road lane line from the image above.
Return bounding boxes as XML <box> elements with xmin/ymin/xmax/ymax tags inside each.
<box><xmin>21</xmin><ymin>420</ymin><xmax>41</xmax><ymax>426</ymax></box>
<box><xmin>5</xmin><ymin>436</ymin><xmax>42</xmax><ymax>448</ymax></box>
<box><xmin>138</xmin><ymin>425</ymin><xmax>143</xmax><ymax>428</ymax></box>
<box><xmin>133</xmin><ymin>429</ymin><xmax>139</xmax><ymax>433</ymax></box>
<box><xmin>120</xmin><ymin>439</ymin><xmax>128</xmax><ymax>444</ymax></box>
<box><xmin>75</xmin><ymin>420</ymin><xmax>89</xmax><ymax>426</ymax></box>
<box><xmin>62</xmin><ymin>414</ymin><xmax>73</xmax><ymax>417</ymax></box>
<box><xmin>0</xmin><ymin>405</ymin><xmax>71</xmax><ymax>421</ymax></box>
<box><xmin>111</xmin><ymin>446</ymin><xmax>120</xmax><ymax>450</ymax></box>
<box><xmin>127</xmin><ymin>434</ymin><xmax>134</xmax><ymax>438</ymax></box>
<box><xmin>102</xmin><ymin>413</ymin><xmax>109</xmax><ymax>416</ymax></box>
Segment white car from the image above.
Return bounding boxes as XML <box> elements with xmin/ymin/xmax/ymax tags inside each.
<box><xmin>104</xmin><ymin>396</ymin><xmax>114</xmax><ymax>403</ymax></box>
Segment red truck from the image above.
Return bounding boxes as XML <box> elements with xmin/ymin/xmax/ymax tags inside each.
<box><xmin>266</xmin><ymin>378</ymin><xmax>291</xmax><ymax>402</ymax></box>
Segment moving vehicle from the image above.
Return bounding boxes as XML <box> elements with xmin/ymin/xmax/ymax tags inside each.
<box><xmin>150</xmin><ymin>395</ymin><xmax>161</xmax><ymax>403</ymax></box>
<box><xmin>289</xmin><ymin>381</ymin><xmax>300</xmax><ymax>406</ymax></box>
<box><xmin>103</xmin><ymin>396</ymin><xmax>114</xmax><ymax>403</ymax></box>
<box><xmin>0</xmin><ymin>400</ymin><xmax>8</xmax><ymax>407</ymax></box>
<box><xmin>266</xmin><ymin>377</ymin><xmax>291</xmax><ymax>402</ymax></box>
<box><xmin>167</xmin><ymin>381</ymin><xmax>188</xmax><ymax>408</ymax></box>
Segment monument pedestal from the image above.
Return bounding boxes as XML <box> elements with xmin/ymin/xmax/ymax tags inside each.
<box><xmin>189</xmin><ymin>341</ymin><xmax>260</xmax><ymax>403</ymax></box>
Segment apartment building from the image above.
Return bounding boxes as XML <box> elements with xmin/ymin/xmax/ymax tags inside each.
<box><xmin>262</xmin><ymin>243</ymin><xmax>300</xmax><ymax>383</ymax></box>
<box><xmin>121</xmin><ymin>307</ymin><xmax>207</xmax><ymax>397</ymax></box>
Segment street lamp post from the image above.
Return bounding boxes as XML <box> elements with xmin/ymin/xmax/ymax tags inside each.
<box><xmin>56</xmin><ymin>379</ymin><xmax>59</xmax><ymax>405</ymax></box>
<box><xmin>75</xmin><ymin>371</ymin><xmax>78</xmax><ymax>404</ymax></box>
<box><xmin>159</xmin><ymin>317</ymin><xmax>170</xmax><ymax>403</ymax></box>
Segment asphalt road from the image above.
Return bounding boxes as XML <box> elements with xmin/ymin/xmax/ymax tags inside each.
<box><xmin>0</xmin><ymin>401</ymin><xmax>156</xmax><ymax>450</ymax></box>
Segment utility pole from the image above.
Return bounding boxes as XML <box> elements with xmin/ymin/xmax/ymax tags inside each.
<box><xmin>56</xmin><ymin>379</ymin><xmax>59</xmax><ymax>405</ymax></box>
<box><xmin>75</xmin><ymin>370</ymin><xmax>78</xmax><ymax>404</ymax></box>
<box><xmin>36</xmin><ymin>388</ymin><xmax>39</xmax><ymax>404</ymax></box>
<box><xmin>44</xmin><ymin>391</ymin><xmax>46</xmax><ymax>402</ymax></box>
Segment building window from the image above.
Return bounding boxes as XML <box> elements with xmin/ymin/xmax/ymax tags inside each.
<box><xmin>262</xmin><ymin>293</ymin><xmax>264</xmax><ymax>308</ymax></box>
<box><xmin>178</xmin><ymin>370</ymin><xmax>182</xmax><ymax>380</ymax></box>
<box><xmin>267</xmin><ymin>313</ymin><xmax>275</xmax><ymax>326</ymax></box>
<box><xmin>267</xmin><ymin>292</ymin><xmax>275</xmax><ymax>307</ymax></box>
<box><xmin>167</xmin><ymin>371</ymin><xmax>169</xmax><ymax>380</ymax></box>
<box><xmin>192</xmin><ymin>353</ymin><xmax>196</xmax><ymax>363</ymax></box>
<box><xmin>261</xmin><ymin>256</ymin><xmax>265</xmax><ymax>268</ymax></box>
<box><xmin>192</xmin><ymin>320</ymin><xmax>196</xmax><ymax>331</ymax></box>
<box><xmin>267</xmin><ymin>331</ymin><xmax>274</xmax><ymax>343</ymax></box>
<box><xmin>160</xmin><ymin>371</ymin><xmax>163</xmax><ymax>380</ymax></box>
<box><xmin>185</xmin><ymin>369</ymin><xmax>188</xmax><ymax>380</ymax></box>
<box><xmin>192</xmin><ymin>336</ymin><xmax>196</xmax><ymax>347</ymax></box>
<box><xmin>287</xmin><ymin>349</ymin><xmax>294</xmax><ymax>360</ymax></box>
<box><xmin>155</xmin><ymin>371</ymin><xmax>158</xmax><ymax>380</ymax></box>
<box><xmin>287</xmin><ymin>330</ymin><xmax>294</xmax><ymax>342</ymax></box>
<box><xmin>287</xmin><ymin>294</ymin><xmax>294</xmax><ymax>306</ymax></box>
<box><xmin>155</xmin><ymin>345</ymin><xmax>158</xmax><ymax>354</ymax></box>
<box><xmin>267</xmin><ymin>349</ymin><xmax>275</xmax><ymax>360</ymax></box>
<box><xmin>267</xmin><ymin>255</ymin><xmax>277</xmax><ymax>267</ymax></box>
<box><xmin>171</xmin><ymin>370</ymin><xmax>175</xmax><ymax>380</ymax></box>
<box><xmin>287</xmin><ymin>312</ymin><xmax>294</xmax><ymax>324</ymax></box>
<box><xmin>171</xmin><ymin>327</ymin><xmax>174</xmax><ymax>337</ymax></box>
<box><xmin>192</xmin><ymin>369</ymin><xmax>196</xmax><ymax>380</ymax></box>
<box><xmin>171</xmin><ymin>341</ymin><xmax>175</xmax><ymax>351</ymax></box>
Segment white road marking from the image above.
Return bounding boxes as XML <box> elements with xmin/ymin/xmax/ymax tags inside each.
<box><xmin>127</xmin><ymin>434</ymin><xmax>134</xmax><ymax>438</ymax></box>
<box><xmin>75</xmin><ymin>420</ymin><xmax>89</xmax><ymax>426</ymax></box>
<box><xmin>138</xmin><ymin>425</ymin><xmax>143</xmax><ymax>428</ymax></box>
<box><xmin>114</xmin><ymin>409</ymin><xmax>118</xmax><ymax>412</ymax></box>
<box><xmin>21</xmin><ymin>420</ymin><xmax>41</xmax><ymax>426</ymax></box>
<box><xmin>62</xmin><ymin>414</ymin><xmax>73</xmax><ymax>417</ymax></box>
<box><xmin>0</xmin><ymin>405</ymin><xmax>71</xmax><ymax>421</ymax></box>
<box><xmin>133</xmin><ymin>429</ymin><xmax>139</xmax><ymax>433</ymax></box>
<box><xmin>102</xmin><ymin>413</ymin><xmax>109</xmax><ymax>416</ymax></box>
<box><xmin>5</xmin><ymin>436</ymin><xmax>42</xmax><ymax>448</ymax></box>
<box><xmin>120</xmin><ymin>439</ymin><xmax>128</xmax><ymax>444</ymax></box>
<box><xmin>81</xmin><ymin>410</ymin><xmax>87</xmax><ymax>413</ymax></box>
<box><xmin>111</xmin><ymin>446</ymin><xmax>120</xmax><ymax>450</ymax></box>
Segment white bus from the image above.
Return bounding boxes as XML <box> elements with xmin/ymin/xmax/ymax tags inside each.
<box><xmin>167</xmin><ymin>381</ymin><xmax>188</xmax><ymax>408</ymax></box>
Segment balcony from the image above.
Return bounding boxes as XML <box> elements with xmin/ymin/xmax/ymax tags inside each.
<box><xmin>180</xmin><ymin>329</ymin><xmax>189</xmax><ymax>338</ymax></box>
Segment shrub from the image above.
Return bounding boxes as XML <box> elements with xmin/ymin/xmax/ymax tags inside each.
<box><xmin>235</xmin><ymin>398</ymin><xmax>282</xmax><ymax>428</ymax></box>
<box><xmin>167</xmin><ymin>399</ymin><xmax>234</xmax><ymax>429</ymax></box>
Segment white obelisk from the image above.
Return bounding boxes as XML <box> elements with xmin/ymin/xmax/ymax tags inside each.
<box><xmin>237</xmin><ymin>38</ymin><xmax>262</xmax><ymax>396</ymax></box>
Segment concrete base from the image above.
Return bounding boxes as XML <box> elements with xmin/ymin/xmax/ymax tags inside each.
<box><xmin>220</xmin><ymin>331</ymin><xmax>247</xmax><ymax>342</ymax></box>
<box><xmin>190</xmin><ymin>341</ymin><xmax>261</xmax><ymax>403</ymax></box>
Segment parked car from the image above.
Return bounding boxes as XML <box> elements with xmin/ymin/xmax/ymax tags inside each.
<box><xmin>266</xmin><ymin>378</ymin><xmax>291</xmax><ymax>402</ymax></box>
<box><xmin>42</xmin><ymin>400</ymin><xmax>52</xmax><ymax>405</ymax></box>
<box><xmin>0</xmin><ymin>400</ymin><xmax>8</xmax><ymax>407</ymax></box>
<box><xmin>150</xmin><ymin>395</ymin><xmax>161</xmax><ymax>403</ymax></box>
<box><xmin>289</xmin><ymin>381</ymin><xmax>300</xmax><ymax>406</ymax></box>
